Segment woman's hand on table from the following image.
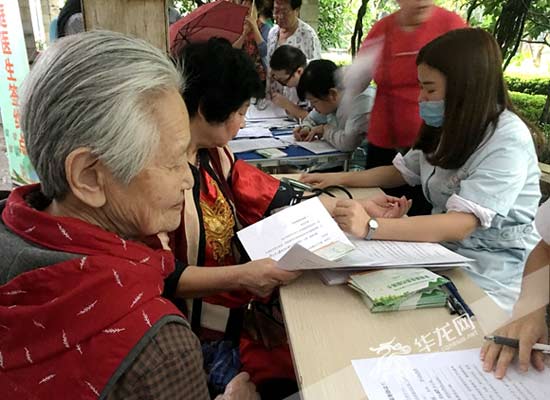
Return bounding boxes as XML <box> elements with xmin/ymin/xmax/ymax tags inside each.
<box><xmin>333</xmin><ymin>199</ymin><xmax>371</xmax><ymax>238</ymax></box>
<box><xmin>300</xmin><ymin>172</ymin><xmax>345</xmax><ymax>188</ymax></box>
<box><xmin>359</xmin><ymin>194</ymin><xmax>411</xmax><ymax>219</ymax></box>
<box><xmin>480</xmin><ymin>307</ymin><xmax>547</xmax><ymax>379</ymax></box>
<box><xmin>238</xmin><ymin>258</ymin><xmax>302</xmax><ymax>298</ymax></box>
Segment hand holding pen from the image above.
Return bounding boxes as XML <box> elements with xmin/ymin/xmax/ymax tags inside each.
<box><xmin>293</xmin><ymin>123</ymin><xmax>324</xmax><ymax>142</ymax></box>
<box><xmin>480</xmin><ymin>307</ymin><xmax>548</xmax><ymax>379</ymax></box>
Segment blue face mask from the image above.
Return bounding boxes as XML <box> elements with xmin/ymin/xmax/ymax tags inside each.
<box><xmin>419</xmin><ymin>100</ymin><xmax>445</xmax><ymax>127</ymax></box>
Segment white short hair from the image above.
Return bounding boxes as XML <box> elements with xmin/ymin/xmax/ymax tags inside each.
<box><xmin>20</xmin><ymin>30</ymin><xmax>183</xmax><ymax>199</ymax></box>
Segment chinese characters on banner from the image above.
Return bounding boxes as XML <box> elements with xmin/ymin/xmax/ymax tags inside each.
<box><xmin>0</xmin><ymin>0</ymin><xmax>38</xmax><ymax>185</ymax></box>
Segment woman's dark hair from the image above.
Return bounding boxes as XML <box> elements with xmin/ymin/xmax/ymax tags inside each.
<box><xmin>414</xmin><ymin>28</ymin><xmax>543</xmax><ymax>169</ymax></box>
<box><xmin>258</xmin><ymin>0</ymin><xmax>273</xmax><ymax>19</ymax></box>
<box><xmin>175</xmin><ymin>38</ymin><xmax>263</xmax><ymax>123</ymax></box>
<box><xmin>274</xmin><ymin>0</ymin><xmax>302</xmax><ymax>10</ymax></box>
<box><xmin>296</xmin><ymin>59</ymin><xmax>338</xmax><ymax>101</ymax></box>
<box><xmin>270</xmin><ymin>45</ymin><xmax>306</xmax><ymax>73</ymax></box>
<box><xmin>57</xmin><ymin>0</ymin><xmax>81</xmax><ymax>38</ymax></box>
<box><xmin>289</xmin><ymin>0</ymin><xmax>302</xmax><ymax>9</ymax></box>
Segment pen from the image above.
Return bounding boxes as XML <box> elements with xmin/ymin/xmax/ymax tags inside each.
<box><xmin>484</xmin><ymin>335</ymin><xmax>550</xmax><ymax>354</ymax></box>
<box><xmin>441</xmin><ymin>275</ymin><xmax>474</xmax><ymax>318</ymax></box>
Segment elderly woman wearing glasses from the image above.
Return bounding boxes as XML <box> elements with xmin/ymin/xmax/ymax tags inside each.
<box><xmin>0</xmin><ymin>31</ymin><xmax>257</xmax><ymax>400</ymax></box>
<box><xmin>266</xmin><ymin>0</ymin><xmax>321</xmax><ymax>119</ymax></box>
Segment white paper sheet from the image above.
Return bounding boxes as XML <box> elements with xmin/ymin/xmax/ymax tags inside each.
<box><xmin>246</xmin><ymin>101</ymin><xmax>287</xmax><ymax>120</ymax></box>
<box><xmin>228</xmin><ymin>138</ymin><xmax>286</xmax><ymax>153</ymax></box>
<box><xmin>352</xmin><ymin>348</ymin><xmax>550</xmax><ymax>400</ymax></box>
<box><xmin>274</xmin><ymin>134</ymin><xmax>339</xmax><ymax>154</ymax></box>
<box><xmin>235</xmin><ymin>127</ymin><xmax>272</xmax><ymax>139</ymax></box>
<box><xmin>245</xmin><ymin>119</ymin><xmax>297</xmax><ymax>129</ymax></box>
<box><xmin>277</xmin><ymin>134</ymin><xmax>297</xmax><ymax>145</ymax></box>
<box><xmin>318</xmin><ymin>269</ymin><xmax>352</xmax><ymax>285</ymax></box>
<box><xmin>236</xmin><ymin>198</ymin><xmax>353</xmax><ymax>262</ymax></box>
<box><xmin>340</xmin><ymin>240</ymin><xmax>474</xmax><ymax>268</ymax></box>
<box><xmin>296</xmin><ymin>140</ymin><xmax>339</xmax><ymax>154</ymax></box>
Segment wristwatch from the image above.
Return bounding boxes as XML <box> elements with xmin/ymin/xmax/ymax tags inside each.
<box><xmin>364</xmin><ymin>218</ymin><xmax>379</xmax><ymax>241</ymax></box>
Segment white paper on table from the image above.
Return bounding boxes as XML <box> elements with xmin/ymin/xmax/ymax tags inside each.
<box><xmin>245</xmin><ymin>119</ymin><xmax>297</xmax><ymax>129</ymax></box>
<box><xmin>277</xmin><ymin>134</ymin><xmax>338</xmax><ymax>154</ymax></box>
<box><xmin>235</xmin><ymin>127</ymin><xmax>272</xmax><ymax>139</ymax></box>
<box><xmin>246</xmin><ymin>101</ymin><xmax>287</xmax><ymax>120</ymax></box>
<box><xmin>296</xmin><ymin>140</ymin><xmax>338</xmax><ymax>154</ymax></box>
<box><xmin>352</xmin><ymin>348</ymin><xmax>550</xmax><ymax>400</ymax></box>
<box><xmin>339</xmin><ymin>240</ymin><xmax>474</xmax><ymax>268</ymax></box>
<box><xmin>236</xmin><ymin>197</ymin><xmax>353</xmax><ymax>265</ymax></box>
<box><xmin>277</xmin><ymin>134</ymin><xmax>296</xmax><ymax>145</ymax></box>
<box><xmin>228</xmin><ymin>138</ymin><xmax>286</xmax><ymax>153</ymax></box>
<box><xmin>318</xmin><ymin>269</ymin><xmax>352</xmax><ymax>285</ymax></box>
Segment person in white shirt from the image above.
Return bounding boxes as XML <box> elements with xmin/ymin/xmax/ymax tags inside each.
<box><xmin>268</xmin><ymin>45</ymin><xmax>309</xmax><ymax>119</ymax></box>
<box><xmin>294</xmin><ymin>59</ymin><xmax>375</xmax><ymax>153</ymax></box>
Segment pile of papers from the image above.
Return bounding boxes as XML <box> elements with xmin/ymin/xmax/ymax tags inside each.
<box><xmin>237</xmin><ymin>198</ymin><xmax>474</xmax><ymax>273</ymax></box>
<box><xmin>244</xmin><ymin>101</ymin><xmax>295</xmax><ymax>129</ymax></box>
<box><xmin>348</xmin><ymin>268</ymin><xmax>449</xmax><ymax>312</ymax></box>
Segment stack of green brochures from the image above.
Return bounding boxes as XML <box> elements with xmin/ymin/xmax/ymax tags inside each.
<box><xmin>348</xmin><ymin>268</ymin><xmax>449</xmax><ymax>312</ymax></box>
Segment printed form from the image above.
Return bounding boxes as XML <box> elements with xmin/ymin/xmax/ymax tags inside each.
<box><xmin>352</xmin><ymin>348</ymin><xmax>550</xmax><ymax>400</ymax></box>
<box><xmin>237</xmin><ymin>197</ymin><xmax>353</xmax><ymax>265</ymax></box>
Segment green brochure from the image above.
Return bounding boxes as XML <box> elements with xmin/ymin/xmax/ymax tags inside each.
<box><xmin>348</xmin><ymin>268</ymin><xmax>449</xmax><ymax>312</ymax></box>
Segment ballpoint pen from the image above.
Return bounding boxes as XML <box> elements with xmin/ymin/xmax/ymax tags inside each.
<box><xmin>441</xmin><ymin>275</ymin><xmax>474</xmax><ymax>318</ymax></box>
<box><xmin>484</xmin><ymin>335</ymin><xmax>550</xmax><ymax>354</ymax></box>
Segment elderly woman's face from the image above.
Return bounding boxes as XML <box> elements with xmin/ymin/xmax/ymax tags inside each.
<box><xmin>274</xmin><ymin>0</ymin><xmax>299</xmax><ymax>30</ymax></box>
<box><xmin>104</xmin><ymin>89</ymin><xmax>193</xmax><ymax>238</ymax></box>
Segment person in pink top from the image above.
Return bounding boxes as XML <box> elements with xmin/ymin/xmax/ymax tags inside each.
<box><xmin>360</xmin><ymin>0</ymin><xmax>465</xmax><ymax>215</ymax></box>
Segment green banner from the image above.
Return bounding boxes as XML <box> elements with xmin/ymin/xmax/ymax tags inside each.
<box><xmin>0</xmin><ymin>0</ymin><xmax>38</xmax><ymax>185</ymax></box>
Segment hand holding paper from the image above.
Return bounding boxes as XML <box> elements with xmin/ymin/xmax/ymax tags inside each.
<box><xmin>238</xmin><ymin>258</ymin><xmax>301</xmax><ymax>297</ymax></box>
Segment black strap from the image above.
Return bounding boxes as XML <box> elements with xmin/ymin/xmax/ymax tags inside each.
<box><xmin>191</xmin><ymin>298</ymin><xmax>203</xmax><ymax>334</ymax></box>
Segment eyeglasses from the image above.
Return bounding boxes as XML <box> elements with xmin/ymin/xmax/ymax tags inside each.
<box><xmin>272</xmin><ymin>67</ymin><xmax>297</xmax><ymax>86</ymax></box>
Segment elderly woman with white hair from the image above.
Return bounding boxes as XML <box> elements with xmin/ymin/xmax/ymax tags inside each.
<box><xmin>0</xmin><ymin>31</ymin><xmax>257</xmax><ymax>400</ymax></box>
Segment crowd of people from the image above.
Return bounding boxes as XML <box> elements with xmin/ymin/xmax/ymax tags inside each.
<box><xmin>1</xmin><ymin>0</ymin><xmax>548</xmax><ymax>399</ymax></box>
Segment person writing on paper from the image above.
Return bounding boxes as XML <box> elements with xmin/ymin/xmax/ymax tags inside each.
<box><xmin>293</xmin><ymin>59</ymin><xmax>375</xmax><ymax>152</ymax></box>
<box><xmin>480</xmin><ymin>199</ymin><xmax>550</xmax><ymax>379</ymax></box>
<box><xmin>302</xmin><ymin>29</ymin><xmax>543</xmax><ymax>313</ymax></box>
<box><xmin>268</xmin><ymin>45</ymin><xmax>309</xmax><ymax>120</ymax></box>
<box><xmin>0</xmin><ymin>31</ymin><xmax>258</xmax><ymax>400</ymax></box>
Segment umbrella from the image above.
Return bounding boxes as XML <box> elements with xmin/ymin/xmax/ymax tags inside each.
<box><xmin>170</xmin><ymin>0</ymin><xmax>249</xmax><ymax>56</ymax></box>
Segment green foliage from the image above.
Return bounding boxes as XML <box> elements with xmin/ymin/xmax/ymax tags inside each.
<box><xmin>510</xmin><ymin>91</ymin><xmax>546</xmax><ymax>122</ymax></box>
<box><xmin>538</xmin><ymin>123</ymin><xmax>550</xmax><ymax>163</ymax></box>
<box><xmin>510</xmin><ymin>90</ymin><xmax>550</xmax><ymax>162</ymax></box>
<box><xmin>318</xmin><ymin>0</ymin><xmax>354</xmax><ymax>49</ymax></box>
<box><xmin>174</xmin><ymin>0</ymin><xmax>200</xmax><ymax>15</ymax></box>
<box><xmin>506</xmin><ymin>75</ymin><xmax>550</xmax><ymax>96</ymax></box>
